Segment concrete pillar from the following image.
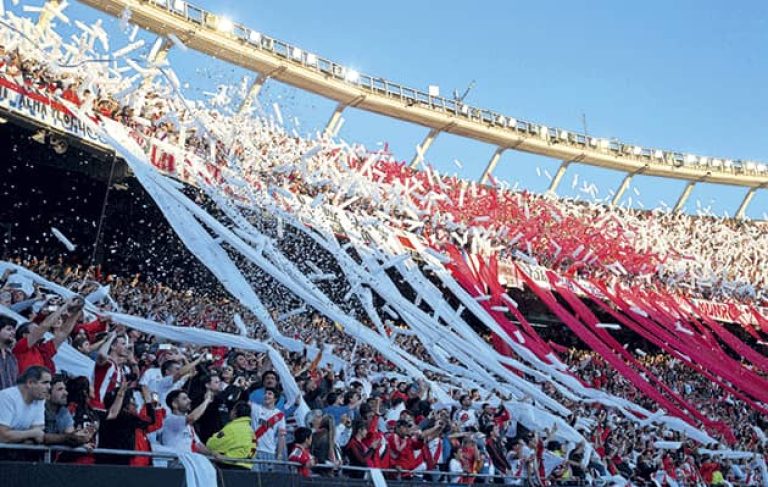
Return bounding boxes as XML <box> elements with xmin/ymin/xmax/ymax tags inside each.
<box><xmin>324</xmin><ymin>103</ymin><xmax>346</xmax><ymax>137</ymax></box>
<box><xmin>479</xmin><ymin>147</ymin><xmax>505</xmax><ymax>184</ymax></box>
<box><xmin>735</xmin><ymin>188</ymin><xmax>758</xmax><ymax>219</ymax></box>
<box><xmin>547</xmin><ymin>160</ymin><xmax>571</xmax><ymax>194</ymax></box>
<box><xmin>672</xmin><ymin>181</ymin><xmax>696</xmax><ymax>213</ymax></box>
<box><xmin>237</xmin><ymin>73</ymin><xmax>269</xmax><ymax>115</ymax></box>
<box><xmin>409</xmin><ymin>128</ymin><xmax>440</xmax><ymax>168</ymax></box>
<box><xmin>611</xmin><ymin>173</ymin><xmax>634</xmax><ymax>206</ymax></box>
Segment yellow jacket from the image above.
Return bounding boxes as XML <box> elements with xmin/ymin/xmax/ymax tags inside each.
<box><xmin>206</xmin><ymin>417</ymin><xmax>256</xmax><ymax>469</ymax></box>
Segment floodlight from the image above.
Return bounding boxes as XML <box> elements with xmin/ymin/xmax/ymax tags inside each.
<box><xmin>345</xmin><ymin>69</ymin><xmax>360</xmax><ymax>83</ymax></box>
<box><xmin>684</xmin><ymin>154</ymin><xmax>696</xmax><ymax>165</ymax></box>
<box><xmin>173</xmin><ymin>0</ymin><xmax>186</xmax><ymax>11</ymax></box>
<box><xmin>217</xmin><ymin>17</ymin><xmax>234</xmax><ymax>33</ymax></box>
<box><xmin>291</xmin><ymin>47</ymin><xmax>302</xmax><ymax>60</ymax></box>
<box><xmin>632</xmin><ymin>146</ymin><xmax>642</xmax><ymax>155</ymax></box>
<box><xmin>653</xmin><ymin>150</ymin><xmax>663</xmax><ymax>159</ymax></box>
<box><xmin>306</xmin><ymin>53</ymin><xmax>317</xmax><ymax>65</ymax></box>
<box><xmin>428</xmin><ymin>85</ymin><xmax>440</xmax><ymax>97</ymax></box>
<box><xmin>249</xmin><ymin>31</ymin><xmax>261</xmax><ymax>43</ymax></box>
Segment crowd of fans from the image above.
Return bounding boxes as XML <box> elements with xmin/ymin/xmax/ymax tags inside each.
<box><xmin>0</xmin><ymin>9</ymin><xmax>766</xmax><ymax>310</ymax></box>
<box><xmin>2</xmin><ymin>262</ymin><xmax>767</xmax><ymax>486</ymax></box>
<box><xmin>0</xmin><ymin>5</ymin><xmax>766</xmax><ymax>486</ymax></box>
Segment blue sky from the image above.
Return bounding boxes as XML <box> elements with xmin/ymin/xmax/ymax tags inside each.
<box><xmin>20</xmin><ymin>0</ymin><xmax>768</xmax><ymax>218</ymax></box>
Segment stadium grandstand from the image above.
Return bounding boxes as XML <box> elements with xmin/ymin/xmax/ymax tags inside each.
<box><xmin>0</xmin><ymin>1</ymin><xmax>767</xmax><ymax>487</ymax></box>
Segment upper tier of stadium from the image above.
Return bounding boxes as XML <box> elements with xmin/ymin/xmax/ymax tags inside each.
<box><xmin>77</xmin><ymin>0</ymin><xmax>768</xmax><ymax>205</ymax></box>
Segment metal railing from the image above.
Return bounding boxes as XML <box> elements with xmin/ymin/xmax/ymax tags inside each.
<box><xmin>2</xmin><ymin>443</ymin><xmax>759</xmax><ymax>487</ymax></box>
<box><xmin>134</xmin><ymin>0</ymin><xmax>768</xmax><ymax>180</ymax></box>
<box><xmin>0</xmin><ymin>442</ymin><xmax>549</xmax><ymax>484</ymax></box>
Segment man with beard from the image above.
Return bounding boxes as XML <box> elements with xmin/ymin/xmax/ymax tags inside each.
<box><xmin>161</xmin><ymin>389</ymin><xmax>213</xmax><ymax>454</ymax></box>
<box><xmin>0</xmin><ymin>316</ymin><xmax>18</xmax><ymax>390</ymax></box>
<box><xmin>43</xmin><ymin>374</ymin><xmax>92</xmax><ymax>446</ymax></box>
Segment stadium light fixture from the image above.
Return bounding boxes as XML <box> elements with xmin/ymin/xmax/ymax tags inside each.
<box><xmin>173</xmin><ymin>0</ymin><xmax>186</xmax><ymax>12</ymax></box>
<box><xmin>306</xmin><ymin>53</ymin><xmax>317</xmax><ymax>65</ymax></box>
<box><xmin>653</xmin><ymin>150</ymin><xmax>663</xmax><ymax>159</ymax></box>
<box><xmin>248</xmin><ymin>30</ymin><xmax>261</xmax><ymax>44</ymax></box>
<box><xmin>216</xmin><ymin>17</ymin><xmax>234</xmax><ymax>33</ymax></box>
<box><xmin>428</xmin><ymin>85</ymin><xmax>440</xmax><ymax>97</ymax></box>
<box><xmin>345</xmin><ymin>69</ymin><xmax>360</xmax><ymax>83</ymax></box>
<box><xmin>632</xmin><ymin>146</ymin><xmax>642</xmax><ymax>156</ymax></box>
<box><xmin>291</xmin><ymin>47</ymin><xmax>302</xmax><ymax>60</ymax></box>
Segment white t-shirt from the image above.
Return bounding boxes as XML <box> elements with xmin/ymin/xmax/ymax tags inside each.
<box><xmin>453</xmin><ymin>407</ymin><xmax>478</xmax><ymax>429</ymax></box>
<box><xmin>251</xmin><ymin>402</ymin><xmax>285</xmax><ymax>454</ymax></box>
<box><xmin>140</xmin><ymin>368</ymin><xmax>186</xmax><ymax>410</ymax></box>
<box><xmin>0</xmin><ymin>386</ymin><xmax>44</xmax><ymax>430</ymax></box>
<box><xmin>449</xmin><ymin>457</ymin><xmax>464</xmax><ymax>481</ymax></box>
<box><xmin>160</xmin><ymin>413</ymin><xmax>199</xmax><ymax>452</ymax></box>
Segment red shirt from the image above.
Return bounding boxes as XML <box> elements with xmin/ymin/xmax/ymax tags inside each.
<box><xmin>363</xmin><ymin>417</ymin><xmax>389</xmax><ymax>469</ymax></box>
<box><xmin>131</xmin><ymin>405</ymin><xmax>165</xmax><ymax>467</ymax></box>
<box><xmin>387</xmin><ymin>433</ymin><xmax>423</xmax><ymax>471</ymax></box>
<box><xmin>72</xmin><ymin>319</ymin><xmax>108</xmax><ymax>342</ymax></box>
<box><xmin>13</xmin><ymin>337</ymin><xmax>57</xmax><ymax>374</ymax></box>
<box><xmin>699</xmin><ymin>462</ymin><xmax>719</xmax><ymax>483</ymax></box>
<box><xmin>288</xmin><ymin>444</ymin><xmax>312</xmax><ymax>477</ymax></box>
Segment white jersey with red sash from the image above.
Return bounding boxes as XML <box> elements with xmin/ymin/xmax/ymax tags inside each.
<box><xmin>653</xmin><ymin>469</ymin><xmax>680</xmax><ymax>487</ymax></box>
<box><xmin>423</xmin><ymin>437</ymin><xmax>443</xmax><ymax>471</ymax></box>
<box><xmin>90</xmin><ymin>359</ymin><xmax>125</xmax><ymax>410</ymax></box>
<box><xmin>251</xmin><ymin>402</ymin><xmax>285</xmax><ymax>454</ymax></box>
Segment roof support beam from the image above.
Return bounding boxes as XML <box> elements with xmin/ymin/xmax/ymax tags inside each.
<box><xmin>324</xmin><ymin>102</ymin><xmax>346</xmax><ymax>138</ymax></box>
<box><xmin>409</xmin><ymin>128</ymin><xmax>440</xmax><ymax>169</ymax></box>
<box><xmin>141</xmin><ymin>37</ymin><xmax>174</xmax><ymax>89</ymax></box>
<box><xmin>237</xmin><ymin>73</ymin><xmax>269</xmax><ymax>115</ymax></box>
<box><xmin>479</xmin><ymin>147</ymin><xmax>505</xmax><ymax>185</ymax></box>
<box><xmin>37</xmin><ymin>0</ymin><xmax>61</xmax><ymax>30</ymax></box>
<box><xmin>547</xmin><ymin>160</ymin><xmax>571</xmax><ymax>194</ymax></box>
<box><xmin>611</xmin><ymin>173</ymin><xmax>634</xmax><ymax>206</ymax></box>
<box><xmin>735</xmin><ymin>187</ymin><xmax>758</xmax><ymax>219</ymax></box>
<box><xmin>673</xmin><ymin>181</ymin><xmax>696</xmax><ymax>213</ymax></box>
